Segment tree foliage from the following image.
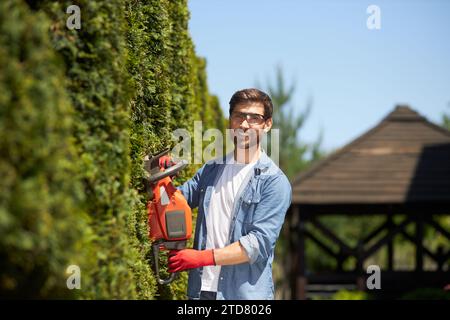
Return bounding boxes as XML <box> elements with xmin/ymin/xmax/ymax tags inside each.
<box><xmin>263</xmin><ymin>65</ymin><xmax>324</xmax><ymax>179</ymax></box>
<box><xmin>442</xmin><ymin>104</ymin><xmax>450</xmax><ymax>131</ymax></box>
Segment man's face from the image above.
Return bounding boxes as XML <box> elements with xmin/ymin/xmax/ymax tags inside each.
<box><xmin>229</xmin><ymin>102</ymin><xmax>272</xmax><ymax>150</ymax></box>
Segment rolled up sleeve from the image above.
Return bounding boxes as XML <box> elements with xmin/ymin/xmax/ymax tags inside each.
<box><xmin>239</xmin><ymin>233</ymin><xmax>260</xmax><ymax>264</ymax></box>
<box><xmin>239</xmin><ymin>173</ymin><xmax>292</xmax><ymax>264</ymax></box>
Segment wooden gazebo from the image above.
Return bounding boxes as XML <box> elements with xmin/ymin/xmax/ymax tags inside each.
<box><xmin>288</xmin><ymin>105</ymin><xmax>450</xmax><ymax>299</ymax></box>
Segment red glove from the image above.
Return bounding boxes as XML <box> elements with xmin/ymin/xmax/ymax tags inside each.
<box><xmin>158</xmin><ymin>155</ymin><xmax>174</xmax><ymax>169</ymax></box>
<box><xmin>168</xmin><ymin>249</ymin><xmax>215</xmax><ymax>273</ymax></box>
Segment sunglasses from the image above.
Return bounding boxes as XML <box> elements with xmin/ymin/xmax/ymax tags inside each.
<box><xmin>230</xmin><ymin>112</ymin><xmax>266</xmax><ymax>125</ymax></box>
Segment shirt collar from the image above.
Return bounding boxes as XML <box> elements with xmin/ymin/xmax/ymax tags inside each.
<box><xmin>217</xmin><ymin>149</ymin><xmax>271</xmax><ymax>169</ymax></box>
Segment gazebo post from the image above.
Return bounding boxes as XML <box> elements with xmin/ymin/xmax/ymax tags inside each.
<box><xmin>288</xmin><ymin>206</ymin><xmax>298</xmax><ymax>300</ymax></box>
<box><xmin>415</xmin><ymin>213</ymin><xmax>424</xmax><ymax>272</ymax></box>
<box><xmin>356</xmin><ymin>241</ymin><xmax>365</xmax><ymax>291</ymax></box>
<box><xmin>387</xmin><ymin>213</ymin><xmax>394</xmax><ymax>271</ymax></box>
<box><xmin>294</xmin><ymin>205</ymin><xmax>307</xmax><ymax>300</ymax></box>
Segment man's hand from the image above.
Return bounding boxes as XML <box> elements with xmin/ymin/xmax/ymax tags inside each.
<box><xmin>158</xmin><ymin>155</ymin><xmax>175</xmax><ymax>169</ymax></box>
<box><xmin>168</xmin><ymin>249</ymin><xmax>215</xmax><ymax>273</ymax></box>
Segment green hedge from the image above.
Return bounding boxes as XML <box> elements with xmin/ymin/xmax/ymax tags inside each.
<box><xmin>0</xmin><ymin>0</ymin><xmax>90</xmax><ymax>298</ymax></box>
<box><xmin>38</xmin><ymin>0</ymin><xmax>148</xmax><ymax>299</ymax></box>
<box><xmin>1</xmin><ymin>0</ymin><xmax>225</xmax><ymax>299</ymax></box>
<box><xmin>126</xmin><ymin>0</ymin><xmax>225</xmax><ymax>299</ymax></box>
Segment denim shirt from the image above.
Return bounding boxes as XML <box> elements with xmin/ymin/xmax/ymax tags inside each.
<box><xmin>177</xmin><ymin>151</ymin><xmax>292</xmax><ymax>300</ymax></box>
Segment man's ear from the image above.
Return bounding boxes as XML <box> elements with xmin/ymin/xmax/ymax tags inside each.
<box><xmin>264</xmin><ymin>118</ymin><xmax>273</xmax><ymax>132</ymax></box>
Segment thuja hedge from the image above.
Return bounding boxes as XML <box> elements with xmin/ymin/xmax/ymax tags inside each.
<box><xmin>0</xmin><ymin>0</ymin><xmax>225</xmax><ymax>299</ymax></box>
<box><xmin>126</xmin><ymin>0</ymin><xmax>226</xmax><ymax>299</ymax></box>
<box><xmin>0</xmin><ymin>0</ymin><xmax>91</xmax><ymax>298</ymax></box>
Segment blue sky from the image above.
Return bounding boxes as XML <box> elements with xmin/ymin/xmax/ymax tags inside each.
<box><xmin>187</xmin><ymin>0</ymin><xmax>450</xmax><ymax>152</ymax></box>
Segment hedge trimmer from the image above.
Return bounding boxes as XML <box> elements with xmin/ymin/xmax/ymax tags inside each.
<box><xmin>144</xmin><ymin>149</ymin><xmax>192</xmax><ymax>285</ymax></box>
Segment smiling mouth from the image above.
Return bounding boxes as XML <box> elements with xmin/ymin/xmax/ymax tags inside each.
<box><xmin>236</xmin><ymin>132</ymin><xmax>250</xmax><ymax>137</ymax></box>
<box><xmin>234</xmin><ymin>129</ymin><xmax>258</xmax><ymax>137</ymax></box>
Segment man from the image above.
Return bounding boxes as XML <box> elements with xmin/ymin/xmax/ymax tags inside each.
<box><xmin>169</xmin><ymin>88</ymin><xmax>292</xmax><ymax>300</ymax></box>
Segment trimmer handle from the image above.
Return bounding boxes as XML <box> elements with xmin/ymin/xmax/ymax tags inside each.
<box><xmin>152</xmin><ymin>243</ymin><xmax>177</xmax><ymax>285</ymax></box>
<box><xmin>152</xmin><ymin>241</ymin><xmax>186</xmax><ymax>285</ymax></box>
<box><xmin>148</xmin><ymin>159</ymin><xmax>188</xmax><ymax>184</ymax></box>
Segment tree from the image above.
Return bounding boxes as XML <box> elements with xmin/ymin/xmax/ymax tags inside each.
<box><xmin>262</xmin><ymin>65</ymin><xmax>324</xmax><ymax>179</ymax></box>
<box><xmin>442</xmin><ymin>103</ymin><xmax>450</xmax><ymax>131</ymax></box>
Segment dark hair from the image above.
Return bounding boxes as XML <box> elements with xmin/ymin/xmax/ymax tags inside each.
<box><xmin>229</xmin><ymin>88</ymin><xmax>273</xmax><ymax>119</ymax></box>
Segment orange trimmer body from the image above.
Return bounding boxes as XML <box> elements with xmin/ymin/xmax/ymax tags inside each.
<box><xmin>145</xmin><ymin>149</ymin><xmax>192</xmax><ymax>284</ymax></box>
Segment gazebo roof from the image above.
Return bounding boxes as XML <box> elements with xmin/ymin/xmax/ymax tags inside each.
<box><xmin>291</xmin><ymin>105</ymin><xmax>450</xmax><ymax>206</ymax></box>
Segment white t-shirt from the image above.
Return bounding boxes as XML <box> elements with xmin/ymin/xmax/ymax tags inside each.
<box><xmin>201</xmin><ymin>153</ymin><xmax>257</xmax><ymax>292</ymax></box>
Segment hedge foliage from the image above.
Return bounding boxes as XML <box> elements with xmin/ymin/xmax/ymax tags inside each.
<box><xmin>0</xmin><ymin>0</ymin><xmax>225</xmax><ymax>299</ymax></box>
<box><xmin>0</xmin><ymin>0</ymin><xmax>90</xmax><ymax>298</ymax></box>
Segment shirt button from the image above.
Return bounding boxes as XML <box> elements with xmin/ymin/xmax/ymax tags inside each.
<box><xmin>220</xmin><ymin>277</ymin><xmax>224</xmax><ymax>280</ymax></box>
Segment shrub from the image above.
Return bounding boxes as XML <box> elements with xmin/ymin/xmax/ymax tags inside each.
<box><xmin>401</xmin><ymin>288</ymin><xmax>450</xmax><ymax>300</ymax></box>
<box><xmin>331</xmin><ymin>290</ymin><xmax>369</xmax><ymax>300</ymax></box>
<box><xmin>0</xmin><ymin>0</ymin><xmax>90</xmax><ymax>298</ymax></box>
